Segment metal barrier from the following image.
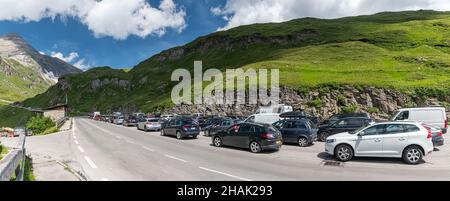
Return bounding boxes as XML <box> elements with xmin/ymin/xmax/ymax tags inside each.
<box><xmin>56</xmin><ymin>117</ymin><xmax>69</xmax><ymax>129</ymax></box>
<box><xmin>0</xmin><ymin>134</ymin><xmax>26</xmax><ymax>181</ymax></box>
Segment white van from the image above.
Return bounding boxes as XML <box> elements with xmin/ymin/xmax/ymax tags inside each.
<box><xmin>392</xmin><ymin>107</ymin><xmax>447</xmax><ymax>133</ymax></box>
<box><xmin>244</xmin><ymin>113</ymin><xmax>281</xmax><ymax>124</ymax></box>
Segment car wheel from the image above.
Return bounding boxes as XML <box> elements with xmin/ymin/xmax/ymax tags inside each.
<box><xmin>176</xmin><ymin>131</ymin><xmax>182</xmax><ymax>140</ymax></box>
<box><xmin>144</xmin><ymin>126</ymin><xmax>148</xmax><ymax>132</ymax></box>
<box><xmin>213</xmin><ymin>137</ymin><xmax>223</xmax><ymax>147</ymax></box>
<box><xmin>192</xmin><ymin>135</ymin><xmax>198</xmax><ymax>139</ymax></box>
<box><xmin>403</xmin><ymin>146</ymin><xmax>423</xmax><ymax>165</ymax></box>
<box><xmin>249</xmin><ymin>141</ymin><xmax>262</xmax><ymax>153</ymax></box>
<box><xmin>334</xmin><ymin>144</ymin><xmax>354</xmax><ymax>162</ymax></box>
<box><xmin>319</xmin><ymin>132</ymin><xmax>329</xmax><ymax>142</ymax></box>
<box><xmin>298</xmin><ymin>137</ymin><xmax>308</xmax><ymax>147</ymax></box>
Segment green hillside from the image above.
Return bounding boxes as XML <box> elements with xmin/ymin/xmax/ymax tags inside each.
<box><xmin>19</xmin><ymin>10</ymin><xmax>450</xmax><ymax>115</ymax></box>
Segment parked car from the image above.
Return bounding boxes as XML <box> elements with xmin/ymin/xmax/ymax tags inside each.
<box><xmin>137</xmin><ymin>118</ymin><xmax>162</xmax><ymax>132</ymax></box>
<box><xmin>123</xmin><ymin>116</ymin><xmax>138</xmax><ymax>127</ymax></box>
<box><xmin>201</xmin><ymin>117</ymin><xmax>222</xmax><ymax>131</ymax></box>
<box><xmin>325</xmin><ymin>122</ymin><xmax>434</xmax><ymax>164</ymax></box>
<box><xmin>160</xmin><ymin>117</ymin><xmax>200</xmax><ymax>139</ymax></box>
<box><xmin>318</xmin><ymin>117</ymin><xmax>373</xmax><ymax>142</ymax></box>
<box><xmin>280</xmin><ymin>112</ymin><xmax>319</xmax><ymax>126</ymax></box>
<box><xmin>204</xmin><ymin>118</ymin><xmax>241</xmax><ymax>137</ymax></box>
<box><xmin>426</xmin><ymin>125</ymin><xmax>444</xmax><ymax>147</ymax></box>
<box><xmin>391</xmin><ymin>107</ymin><xmax>447</xmax><ymax>134</ymax></box>
<box><xmin>244</xmin><ymin>113</ymin><xmax>281</xmax><ymax>124</ymax></box>
<box><xmin>14</xmin><ymin>127</ymin><xmax>26</xmax><ymax>137</ymax></box>
<box><xmin>273</xmin><ymin>118</ymin><xmax>318</xmax><ymax>147</ymax></box>
<box><xmin>212</xmin><ymin>123</ymin><xmax>283</xmax><ymax>153</ymax></box>
<box><xmin>113</xmin><ymin>116</ymin><xmax>125</xmax><ymax>125</ymax></box>
<box><xmin>320</xmin><ymin>113</ymin><xmax>370</xmax><ymax>126</ymax></box>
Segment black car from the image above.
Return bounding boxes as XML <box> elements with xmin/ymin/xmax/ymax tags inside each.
<box><xmin>123</xmin><ymin>115</ymin><xmax>138</xmax><ymax>127</ymax></box>
<box><xmin>273</xmin><ymin>119</ymin><xmax>318</xmax><ymax>147</ymax></box>
<box><xmin>201</xmin><ymin>117</ymin><xmax>222</xmax><ymax>131</ymax></box>
<box><xmin>212</xmin><ymin>123</ymin><xmax>283</xmax><ymax>153</ymax></box>
<box><xmin>161</xmin><ymin>117</ymin><xmax>200</xmax><ymax>139</ymax></box>
<box><xmin>317</xmin><ymin>117</ymin><xmax>373</xmax><ymax>141</ymax></box>
<box><xmin>320</xmin><ymin>113</ymin><xmax>370</xmax><ymax>126</ymax></box>
<box><xmin>204</xmin><ymin>118</ymin><xmax>241</xmax><ymax>137</ymax></box>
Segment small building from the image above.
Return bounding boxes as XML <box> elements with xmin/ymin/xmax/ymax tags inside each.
<box><xmin>43</xmin><ymin>104</ymin><xmax>67</xmax><ymax>121</ymax></box>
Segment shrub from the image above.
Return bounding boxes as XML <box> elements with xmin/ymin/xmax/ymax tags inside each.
<box><xmin>341</xmin><ymin>104</ymin><xmax>358</xmax><ymax>113</ymax></box>
<box><xmin>308</xmin><ymin>99</ymin><xmax>324</xmax><ymax>108</ymax></box>
<box><xmin>367</xmin><ymin>107</ymin><xmax>379</xmax><ymax>114</ymax></box>
<box><xmin>26</xmin><ymin>116</ymin><xmax>56</xmax><ymax>135</ymax></box>
<box><xmin>336</xmin><ymin>95</ymin><xmax>346</xmax><ymax>106</ymax></box>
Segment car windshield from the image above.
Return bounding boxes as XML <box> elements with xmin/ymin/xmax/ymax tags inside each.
<box><xmin>349</xmin><ymin>125</ymin><xmax>368</xmax><ymax>134</ymax></box>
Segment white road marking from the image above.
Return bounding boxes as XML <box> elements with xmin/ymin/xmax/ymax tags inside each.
<box><xmin>74</xmin><ymin>140</ymin><xmax>79</xmax><ymax>145</ymax></box>
<box><xmin>125</xmin><ymin>139</ymin><xmax>135</xmax><ymax>144</ymax></box>
<box><xmin>77</xmin><ymin>146</ymin><xmax>85</xmax><ymax>153</ymax></box>
<box><xmin>101</xmin><ymin>178</ymin><xmax>109</xmax><ymax>181</ymax></box>
<box><xmin>141</xmin><ymin>146</ymin><xmax>154</xmax><ymax>152</ymax></box>
<box><xmin>164</xmin><ymin>155</ymin><xmax>188</xmax><ymax>163</ymax></box>
<box><xmin>199</xmin><ymin>167</ymin><xmax>252</xmax><ymax>181</ymax></box>
<box><xmin>84</xmin><ymin>156</ymin><xmax>97</xmax><ymax>169</ymax></box>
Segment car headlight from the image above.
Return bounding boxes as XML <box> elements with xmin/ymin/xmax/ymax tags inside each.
<box><xmin>326</xmin><ymin>139</ymin><xmax>336</xmax><ymax>143</ymax></box>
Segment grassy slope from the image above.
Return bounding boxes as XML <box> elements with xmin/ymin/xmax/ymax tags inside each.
<box><xmin>0</xmin><ymin>105</ymin><xmax>35</xmax><ymax>127</ymax></box>
<box><xmin>19</xmin><ymin>10</ymin><xmax>450</xmax><ymax>114</ymax></box>
<box><xmin>0</xmin><ymin>58</ymin><xmax>50</xmax><ymax>102</ymax></box>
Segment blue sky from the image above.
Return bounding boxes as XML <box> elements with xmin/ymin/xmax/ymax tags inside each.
<box><xmin>1</xmin><ymin>0</ymin><xmax>449</xmax><ymax>70</ymax></box>
<box><xmin>0</xmin><ymin>0</ymin><xmax>228</xmax><ymax>69</ymax></box>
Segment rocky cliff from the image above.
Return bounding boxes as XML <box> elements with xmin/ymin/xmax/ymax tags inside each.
<box><xmin>165</xmin><ymin>86</ymin><xmax>449</xmax><ymax>120</ymax></box>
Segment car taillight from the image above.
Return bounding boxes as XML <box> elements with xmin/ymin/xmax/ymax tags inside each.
<box><xmin>438</xmin><ymin>132</ymin><xmax>443</xmax><ymax>137</ymax></box>
<box><xmin>445</xmin><ymin>120</ymin><xmax>447</xmax><ymax>129</ymax></box>
<box><xmin>422</xmin><ymin>124</ymin><xmax>432</xmax><ymax>139</ymax></box>
<box><xmin>260</xmin><ymin>133</ymin><xmax>275</xmax><ymax>139</ymax></box>
<box><xmin>183</xmin><ymin>125</ymin><xmax>190</xmax><ymax>129</ymax></box>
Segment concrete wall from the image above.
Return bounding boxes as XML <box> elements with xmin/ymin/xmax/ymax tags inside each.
<box><xmin>43</xmin><ymin>107</ymin><xmax>65</xmax><ymax>121</ymax></box>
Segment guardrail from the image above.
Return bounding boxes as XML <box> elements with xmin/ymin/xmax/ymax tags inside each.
<box><xmin>0</xmin><ymin>134</ymin><xmax>26</xmax><ymax>181</ymax></box>
<box><xmin>56</xmin><ymin>117</ymin><xmax>69</xmax><ymax>129</ymax></box>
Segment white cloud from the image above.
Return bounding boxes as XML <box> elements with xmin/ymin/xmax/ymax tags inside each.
<box><xmin>51</xmin><ymin>51</ymin><xmax>79</xmax><ymax>63</ymax></box>
<box><xmin>213</xmin><ymin>0</ymin><xmax>450</xmax><ymax>30</ymax></box>
<box><xmin>73</xmin><ymin>59</ymin><xmax>91</xmax><ymax>71</ymax></box>
<box><xmin>0</xmin><ymin>0</ymin><xmax>186</xmax><ymax>40</ymax></box>
<box><xmin>49</xmin><ymin>51</ymin><xmax>90</xmax><ymax>70</ymax></box>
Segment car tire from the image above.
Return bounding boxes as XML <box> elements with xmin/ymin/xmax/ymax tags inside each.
<box><xmin>249</xmin><ymin>141</ymin><xmax>262</xmax><ymax>153</ymax></box>
<box><xmin>319</xmin><ymin>132</ymin><xmax>329</xmax><ymax>142</ymax></box>
<box><xmin>402</xmin><ymin>146</ymin><xmax>423</xmax><ymax>165</ymax></box>
<box><xmin>298</xmin><ymin>137</ymin><xmax>308</xmax><ymax>147</ymax></box>
<box><xmin>192</xmin><ymin>135</ymin><xmax>198</xmax><ymax>139</ymax></box>
<box><xmin>176</xmin><ymin>131</ymin><xmax>182</xmax><ymax>140</ymax></box>
<box><xmin>334</xmin><ymin>144</ymin><xmax>354</xmax><ymax>162</ymax></box>
<box><xmin>213</xmin><ymin>137</ymin><xmax>223</xmax><ymax>147</ymax></box>
<box><xmin>144</xmin><ymin>127</ymin><xmax>148</xmax><ymax>132</ymax></box>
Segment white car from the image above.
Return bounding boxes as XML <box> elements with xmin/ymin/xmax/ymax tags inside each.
<box><xmin>325</xmin><ymin>122</ymin><xmax>434</xmax><ymax>164</ymax></box>
<box><xmin>137</xmin><ymin>118</ymin><xmax>162</xmax><ymax>132</ymax></box>
<box><xmin>244</xmin><ymin>113</ymin><xmax>281</xmax><ymax>124</ymax></box>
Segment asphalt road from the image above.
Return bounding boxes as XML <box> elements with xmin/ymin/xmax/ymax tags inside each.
<box><xmin>59</xmin><ymin>117</ymin><xmax>450</xmax><ymax>181</ymax></box>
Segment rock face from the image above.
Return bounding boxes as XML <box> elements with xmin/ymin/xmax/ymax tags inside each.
<box><xmin>165</xmin><ymin>86</ymin><xmax>447</xmax><ymax>121</ymax></box>
<box><xmin>0</xmin><ymin>33</ymin><xmax>82</xmax><ymax>84</ymax></box>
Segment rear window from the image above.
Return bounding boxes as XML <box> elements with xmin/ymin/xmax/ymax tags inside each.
<box><xmin>403</xmin><ymin>124</ymin><xmax>420</xmax><ymax>132</ymax></box>
<box><xmin>147</xmin><ymin>119</ymin><xmax>159</xmax><ymax>122</ymax></box>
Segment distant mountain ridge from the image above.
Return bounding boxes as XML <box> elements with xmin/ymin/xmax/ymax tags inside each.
<box><xmin>0</xmin><ymin>33</ymin><xmax>82</xmax><ymax>101</ymax></box>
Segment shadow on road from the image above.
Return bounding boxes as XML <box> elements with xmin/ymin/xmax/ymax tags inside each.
<box><xmin>316</xmin><ymin>152</ymin><xmax>425</xmax><ymax>165</ymax></box>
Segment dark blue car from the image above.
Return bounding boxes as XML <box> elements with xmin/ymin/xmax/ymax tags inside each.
<box><xmin>273</xmin><ymin>119</ymin><xmax>318</xmax><ymax>147</ymax></box>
